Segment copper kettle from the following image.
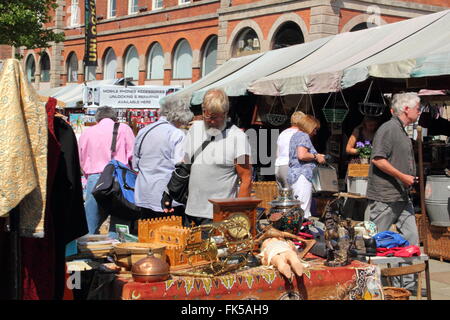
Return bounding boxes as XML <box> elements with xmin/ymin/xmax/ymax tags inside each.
<box><xmin>131</xmin><ymin>250</ymin><xmax>170</xmax><ymax>283</ymax></box>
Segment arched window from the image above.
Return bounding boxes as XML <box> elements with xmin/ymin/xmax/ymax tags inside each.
<box><xmin>67</xmin><ymin>53</ymin><xmax>78</xmax><ymax>82</ymax></box>
<box><xmin>173</xmin><ymin>39</ymin><xmax>192</xmax><ymax>79</ymax></box>
<box><xmin>233</xmin><ymin>28</ymin><xmax>260</xmax><ymax>57</ymax></box>
<box><xmin>272</xmin><ymin>22</ymin><xmax>304</xmax><ymax>50</ymax></box>
<box><xmin>147</xmin><ymin>43</ymin><xmax>164</xmax><ymax>80</ymax></box>
<box><xmin>40</xmin><ymin>53</ymin><xmax>51</xmax><ymax>82</ymax></box>
<box><xmin>103</xmin><ymin>48</ymin><xmax>117</xmax><ymax>80</ymax></box>
<box><xmin>350</xmin><ymin>22</ymin><xmax>377</xmax><ymax>32</ymax></box>
<box><xmin>25</xmin><ymin>55</ymin><xmax>36</xmax><ymax>83</ymax></box>
<box><xmin>124</xmin><ymin>46</ymin><xmax>139</xmax><ymax>81</ymax></box>
<box><xmin>202</xmin><ymin>36</ymin><xmax>217</xmax><ymax>77</ymax></box>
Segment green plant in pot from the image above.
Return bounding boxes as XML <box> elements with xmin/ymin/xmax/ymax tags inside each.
<box><xmin>356</xmin><ymin>141</ymin><xmax>372</xmax><ymax>163</ymax></box>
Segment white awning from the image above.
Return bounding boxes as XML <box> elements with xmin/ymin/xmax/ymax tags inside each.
<box><xmin>189</xmin><ymin>36</ymin><xmax>330</xmax><ymax>104</ymax></box>
<box><xmin>161</xmin><ymin>52</ymin><xmax>264</xmax><ymax>106</ymax></box>
<box><xmin>249</xmin><ymin>9</ymin><xmax>450</xmax><ymax>95</ymax></box>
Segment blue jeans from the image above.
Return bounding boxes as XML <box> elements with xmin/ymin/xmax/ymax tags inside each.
<box><xmin>84</xmin><ymin>173</ymin><xmax>108</xmax><ymax>234</ymax></box>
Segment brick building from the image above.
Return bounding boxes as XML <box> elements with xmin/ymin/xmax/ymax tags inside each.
<box><xmin>18</xmin><ymin>0</ymin><xmax>450</xmax><ymax>91</ymax></box>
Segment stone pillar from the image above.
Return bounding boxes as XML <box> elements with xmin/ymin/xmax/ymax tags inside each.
<box><xmin>163</xmin><ymin>52</ymin><xmax>172</xmax><ymax>85</ymax></box>
<box><xmin>50</xmin><ymin>0</ymin><xmax>66</xmax><ymax>87</ymax></box>
<box><xmin>216</xmin><ymin>19</ymin><xmax>229</xmax><ymax>66</ymax></box>
<box><xmin>309</xmin><ymin>3</ymin><xmax>341</xmax><ymax>41</ymax></box>
<box><xmin>96</xmin><ymin>60</ymin><xmax>102</xmax><ymax>81</ymax></box>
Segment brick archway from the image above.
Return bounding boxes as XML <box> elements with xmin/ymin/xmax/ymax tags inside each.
<box><xmin>227</xmin><ymin>19</ymin><xmax>264</xmax><ymax>60</ymax></box>
<box><xmin>341</xmin><ymin>13</ymin><xmax>387</xmax><ymax>33</ymax></box>
<box><xmin>267</xmin><ymin>12</ymin><xmax>310</xmax><ymax>47</ymax></box>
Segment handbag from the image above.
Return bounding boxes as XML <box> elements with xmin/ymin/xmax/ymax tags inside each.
<box><xmin>92</xmin><ymin>123</ymin><xmax>142</xmax><ymax>220</ymax></box>
<box><xmin>166</xmin><ymin>136</ymin><xmax>215</xmax><ymax>205</ymax></box>
<box><xmin>311</xmin><ymin>163</ymin><xmax>339</xmax><ymax>193</ymax></box>
<box><xmin>166</xmin><ymin>122</ymin><xmax>232</xmax><ymax>205</ymax></box>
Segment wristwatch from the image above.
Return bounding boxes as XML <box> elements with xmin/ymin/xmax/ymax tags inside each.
<box><xmin>313</xmin><ymin>153</ymin><xmax>317</xmax><ymax>161</ymax></box>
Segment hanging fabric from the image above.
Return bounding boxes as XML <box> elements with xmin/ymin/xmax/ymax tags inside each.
<box><xmin>418</xmin><ymin>103</ymin><xmax>432</xmax><ymax>128</ymax></box>
<box><xmin>428</xmin><ymin>103</ymin><xmax>450</xmax><ymax>136</ymax></box>
<box><xmin>0</xmin><ymin>59</ymin><xmax>48</xmax><ymax>237</ymax></box>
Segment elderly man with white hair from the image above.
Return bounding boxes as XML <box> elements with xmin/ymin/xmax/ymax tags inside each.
<box><xmin>365</xmin><ymin>92</ymin><xmax>421</xmax><ymax>291</ymax></box>
<box><xmin>133</xmin><ymin>99</ymin><xmax>194</xmax><ymax>219</ymax></box>
<box><xmin>366</xmin><ymin>92</ymin><xmax>421</xmax><ymax>242</ymax></box>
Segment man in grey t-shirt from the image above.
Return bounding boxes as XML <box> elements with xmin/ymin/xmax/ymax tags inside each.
<box><xmin>182</xmin><ymin>88</ymin><xmax>252</xmax><ymax>226</ymax></box>
<box><xmin>366</xmin><ymin>92</ymin><xmax>421</xmax><ymax>246</ymax></box>
<box><xmin>365</xmin><ymin>92</ymin><xmax>422</xmax><ymax>292</ymax></box>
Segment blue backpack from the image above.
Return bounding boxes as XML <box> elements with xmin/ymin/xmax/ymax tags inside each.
<box><xmin>373</xmin><ymin>231</ymin><xmax>410</xmax><ymax>248</ymax></box>
<box><xmin>93</xmin><ymin>159</ymin><xmax>141</xmax><ymax>220</ymax></box>
<box><xmin>92</xmin><ymin>123</ymin><xmax>142</xmax><ymax>221</ymax></box>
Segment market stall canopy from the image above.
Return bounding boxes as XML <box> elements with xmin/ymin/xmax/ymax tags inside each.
<box><xmin>161</xmin><ymin>52</ymin><xmax>264</xmax><ymax>106</ymax></box>
<box><xmin>189</xmin><ymin>36</ymin><xmax>330</xmax><ymax>105</ymax></box>
<box><xmin>38</xmin><ymin>78</ymin><xmax>134</xmax><ymax>108</ymax></box>
<box><xmin>248</xmin><ymin>9</ymin><xmax>450</xmax><ymax>95</ymax></box>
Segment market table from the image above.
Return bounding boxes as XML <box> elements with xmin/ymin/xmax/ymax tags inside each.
<box><xmin>109</xmin><ymin>256</ymin><xmax>384</xmax><ymax>300</ymax></box>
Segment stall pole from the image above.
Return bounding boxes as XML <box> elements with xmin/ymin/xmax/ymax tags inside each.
<box><xmin>9</xmin><ymin>206</ymin><xmax>21</xmax><ymax>300</ymax></box>
<box><xmin>417</xmin><ymin>126</ymin><xmax>428</xmax><ymax>251</ymax></box>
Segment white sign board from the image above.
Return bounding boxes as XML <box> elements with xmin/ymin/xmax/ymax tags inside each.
<box><xmin>84</xmin><ymin>85</ymin><xmax>180</xmax><ymax>108</ymax></box>
<box><xmin>99</xmin><ymin>85</ymin><xmax>180</xmax><ymax>108</ymax></box>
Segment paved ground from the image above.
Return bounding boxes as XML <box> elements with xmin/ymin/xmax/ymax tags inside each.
<box><xmin>420</xmin><ymin>257</ymin><xmax>450</xmax><ymax>300</ymax></box>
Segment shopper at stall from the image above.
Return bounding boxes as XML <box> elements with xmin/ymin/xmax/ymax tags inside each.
<box><xmin>345</xmin><ymin>116</ymin><xmax>380</xmax><ymax>162</ymax></box>
<box><xmin>181</xmin><ymin>88</ymin><xmax>252</xmax><ymax>226</ymax></box>
<box><xmin>287</xmin><ymin>115</ymin><xmax>326</xmax><ymax>218</ymax></box>
<box><xmin>366</xmin><ymin>92</ymin><xmax>421</xmax><ymax>244</ymax></box>
<box><xmin>133</xmin><ymin>100</ymin><xmax>193</xmax><ymax>218</ymax></box>
<box><xmin>365</xmin><ymin>92</ymin><xmax>421</xmax><ymax>290</ymax></box>
<box><xmin>274</xmin><ymin>111</ymin><xmax>305</xmax><ymax>188</ymax></box>
<box><xmin>78</xmin><ymin>106</ymin><xmax>135</xmax><ymax>234</ymax></box>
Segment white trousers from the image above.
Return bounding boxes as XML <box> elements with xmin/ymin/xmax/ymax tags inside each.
<box><xmin>291</xmin><ymin>175</ymin><xmax>312</xmax><ymax>218</ymax></box>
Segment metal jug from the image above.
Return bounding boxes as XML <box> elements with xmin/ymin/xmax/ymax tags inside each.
<box><xmin>267</xmin><ymin>188</ymin><xmax>304</xmax><ymax>234</ymax></box>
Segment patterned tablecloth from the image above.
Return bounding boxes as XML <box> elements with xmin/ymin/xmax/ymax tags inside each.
<box><xmin>112</xmin><ymin>256</ymin><xmax>384</xmax><ymax>300</ymax></box>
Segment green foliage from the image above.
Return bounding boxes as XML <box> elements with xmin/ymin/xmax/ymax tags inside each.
<box><xmin>0</xmin><ymin>0</ymin><xmax>65</xmax><ymax>54</ymax></box>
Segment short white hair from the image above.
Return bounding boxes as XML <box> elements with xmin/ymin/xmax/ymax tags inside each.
<box><xmin>390</xmin><ymin>92</ymin><xmax>420</xmax><ymax>115</ymax></box>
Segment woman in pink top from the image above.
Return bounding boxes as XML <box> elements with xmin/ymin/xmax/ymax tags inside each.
<box><xmin>78</xmin><ymin>106</ymin><xmax>135</xmax><ymax>235</ymax></box>
<box><xmin>274</xmin><ymin>111</ymin><xmax>305</xmax><ymax>188</ymax></box>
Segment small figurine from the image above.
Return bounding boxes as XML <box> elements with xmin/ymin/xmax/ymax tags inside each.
<box><xmin>323</xmin><ymin>199</ymin><xmax>354</xmax><ymax>267</ymax></box>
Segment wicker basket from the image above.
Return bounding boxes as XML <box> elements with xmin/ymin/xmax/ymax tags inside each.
<box><xmin>253</xmin><ymin>181</ymin><xmax>278</xmax><ymax>212</ymax></box>
<box><xmin>322</xmin><ymin>108</ymin><xmax>348</xmax><ymax>123</ymax></box>
<box><xmin>383</xmin><ymin>287</ymin><xmax>411</xmax><ymax>300</ymax></box>
<box><xmin>417</xmin><ymin>212</ymin><xmax>450</xmax><ymax>261</ymax></box>
<box><xmin>415</xmin><ymin>214</ymin><xmax>428</xmax><ymax>245</ymax></box>
<box><xmin>424</xmin><ymin>224</ymin><xmax>450</xmax><ymax>262</ymax></box>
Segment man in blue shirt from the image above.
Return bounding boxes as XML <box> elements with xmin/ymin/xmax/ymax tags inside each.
<box><xmin>133</xmin><ymin>100</ymin><xmax>193</xmax><ymax>218</ymax></box>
